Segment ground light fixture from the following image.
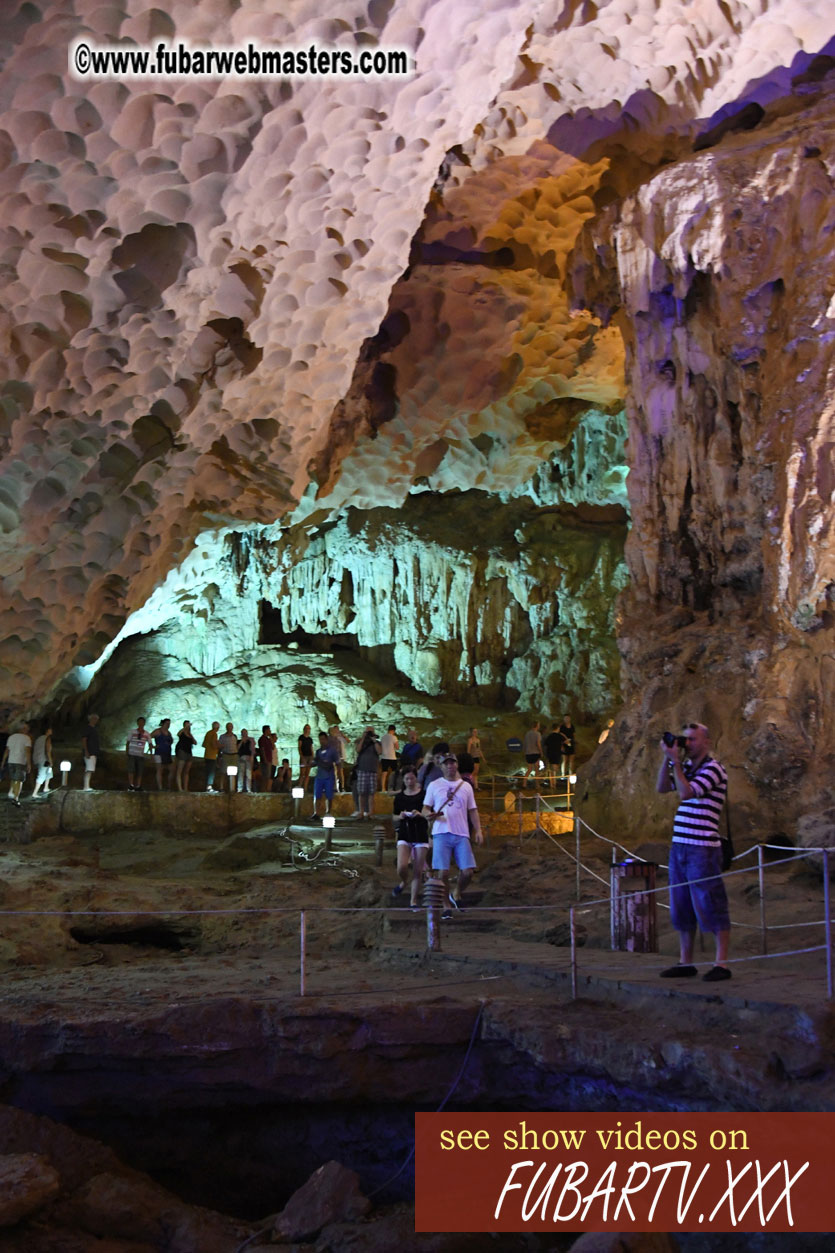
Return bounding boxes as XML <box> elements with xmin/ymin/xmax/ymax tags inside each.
<box><xmin>292</xmin><ymin>786</ymin><xmax>304</xmax><ymax>818</ymax></box>
<box><xmin>60</xmin><ymin>760</ymin><xmax>71</xmax><ymax>786</ymax></box>
<box><xmin>322</xmin><ymin>812</ymin><xmax>336</xmax><ymax>849</ymax></box>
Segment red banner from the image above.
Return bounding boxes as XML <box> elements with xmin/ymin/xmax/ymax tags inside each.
<box><xmin>415</xmin><ymin>1113</ymin><xmax>834</xmax><ymax>1233</ymax></box>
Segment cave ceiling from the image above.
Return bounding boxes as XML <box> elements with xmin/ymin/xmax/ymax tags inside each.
<box><xmin>0</xmin><ymin>0</ymin><xmax>834</xmax><ymax>790</ymax></box>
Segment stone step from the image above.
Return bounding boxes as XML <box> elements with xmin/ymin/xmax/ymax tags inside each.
<box><xmin>0</xmin><ymin>793</ymin><xmax>36</xmax><ymax>844</ymax></box>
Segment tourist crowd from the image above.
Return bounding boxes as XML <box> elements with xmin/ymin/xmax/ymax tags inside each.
<box><xmin>1</xmin><ymin>712</ymin><xmax>582</xmax><ymax>807</ymax></box>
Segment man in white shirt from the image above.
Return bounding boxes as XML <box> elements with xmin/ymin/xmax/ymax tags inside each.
<box><xmin>217</xmin><ymin>723</ymin><xmax>239</xmax><ymax>792</ymax></box>
<box><xmin>380</xmin><ymin>724</ymin><xmax>399</xmax><ymax>792</ymax></box>
<box><xmin>423</xmin><ymin>753</ymin><xmax>483</xmax><ymax>916</ymax></box>
<box><xmin>126</xmin><ymin>717</ymin><xmax>151</xmax><ymax>791</ymax></box>
<box><xmin>2</xmin><ymin>722</ymin><xmax>32</xmax><ymax>807</ymax></box>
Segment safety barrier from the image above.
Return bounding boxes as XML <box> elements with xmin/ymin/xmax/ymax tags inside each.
<box><xmin>488</xmin><ymin>771</ymin><xmax>575</xmax><ymax>811</ymax></box>
<box><xmin>3</xmin><ymin>813</ymin><xmax>832</xmax><ymax>1000</ymax></box>
<box><xmin>559</xmin><ymin>812</ymin><xmax>834</xmax><ymax>999</ymax></box>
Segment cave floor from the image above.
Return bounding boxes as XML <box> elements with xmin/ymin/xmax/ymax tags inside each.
<box><xmin>0</xmin><ymin>800</ymin><xmax>832</xmax><ymax>1102</ymax></box>
<box><xmin>0</xmin><ymin>796</ymin><xmax>833</xmax><ymax>1252</ymax></box>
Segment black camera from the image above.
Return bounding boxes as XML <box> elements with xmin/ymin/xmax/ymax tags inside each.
<box><xmin>662</xmin><ymin>731</ymin><xmax>687</xmax><ymax>750</ymax></box>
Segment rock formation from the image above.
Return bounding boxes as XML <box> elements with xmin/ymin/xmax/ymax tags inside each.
<box><xmin>0</xmin><ymin>1</ymin><xmax>834</xmax><ymax>836</ymax></box>
<box><xmin>576</xmin><ymin>80</ymin><xmax>835</xmax><ymax>841</ymax></box>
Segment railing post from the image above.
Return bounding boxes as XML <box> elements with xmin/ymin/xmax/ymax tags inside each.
<box><xmin>423</xmin><ymin>878</ymin><xmax>445</xmax><ymax>951</ymax></box>
<box><xmin>575</xmin><ymin>817</ymin><xmax>581</xmax><ymax>901</ymax></box>
<box><xmin>535</xmin><ymin>792</ymin><xmax>541</xmax><ymax>854</ymax></box>
<box><xmin>824</xmin><ymin>849</ymin><xmax>832</xmax><ymax>1000</ymax></box>
<box><xmin>300</xmin><ymin>909</ymin><xmax>306</xmax><ymax>997</ymax></box>
<box><xmin>518</xmin><ymin>791</ymin><xmax>523</xmax><ymax>847</ymax></box>
<box><xmin>757</xmin><ymin>843</ymin><xmax>767</xmax><ymax>954</ymax></box>
<box><xmin>570</xmin><ymin>906</ymin><xmax>577</xmax><ymax>1000</ymax></box>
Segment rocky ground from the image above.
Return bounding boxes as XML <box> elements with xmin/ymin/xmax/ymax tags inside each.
<box><xmin>0</xmin><ymin>782</ymin><xmax>833</xmax><ymax>1251</ymax></box>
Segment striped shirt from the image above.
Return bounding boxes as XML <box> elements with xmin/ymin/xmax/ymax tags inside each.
<box><xmin>672</xmin><ymin>756</ymin><xmax>727</xmax><ymax>847</ymax></box>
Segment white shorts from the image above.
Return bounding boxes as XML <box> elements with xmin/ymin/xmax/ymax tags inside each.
<box><xmin>84</xmin><ymin>755</ymin><xmax>96</xmax><ymax>772</ymax></box>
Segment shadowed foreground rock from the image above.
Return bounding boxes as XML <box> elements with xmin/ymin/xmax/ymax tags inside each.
<box><xmin>0</xmin><ymin>1106</ymin><xmax>255</xmax><ymax>1252</ymax></box>
<box><xmin>0</xmin><ymin>1154</ymin><xmax>60</xmax><ymax>1227</ymax></box>
<box><xmin>273</xmin><ymin>1159</ymin><xmax>371</xmax><ymax>1243</ymax></box>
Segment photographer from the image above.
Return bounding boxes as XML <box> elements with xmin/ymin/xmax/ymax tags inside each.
<box><xmin>353</xmin><ymin>726</ymin><xmax>381</xmax><ymax>820</ymax></box>
<box><xmin>656</xmin><ymin>722</ymin><xmax>730</xmax><ymax>982</ymax></box>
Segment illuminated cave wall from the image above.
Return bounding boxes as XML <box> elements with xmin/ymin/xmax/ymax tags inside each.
<box><xmin>74</xmin><ymin>423</ymin><xmax>629</xmax><ymax>749</ymax></box>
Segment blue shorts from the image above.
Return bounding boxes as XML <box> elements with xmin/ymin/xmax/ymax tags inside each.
<box><xmin>668</xmin><ymin>842</ymin><xmax>730</xmax><ymax>934</ymax></box>
<box><xmin>313</xmin><ymin>775</ymin><xmax>335</xmax><ymax>802</ymax></box>
<box><xmin>432</xmin><ymin>831</ymin><xmax>476</xmax><ymax>872</ymax></box>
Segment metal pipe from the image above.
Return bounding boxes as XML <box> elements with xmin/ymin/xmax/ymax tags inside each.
<box><xmin>300</xmin><ymin>909</ymin><xmax>306</xmax><ymax>997</ymax></box>
<box><xmin>758</xmin><ymin>842</ymin><xmax>767</xmax><ymax>954</ymax></box>
<box><xmin>570</xmin><ymin>906</ymin><xmax>577</xmax><ymax>1000</ymax></box>
<box><xmin>575</xmin><ymin>817</ymin><xmax>581</xmax><ymax>901</ymax></box>
<box><xmin>824</xmin><ymin>850</ymin><xmax>832</xmax><ymax>1000</ymax></box>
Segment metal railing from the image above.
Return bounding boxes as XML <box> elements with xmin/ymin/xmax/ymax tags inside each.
<box><xmin>488</xmin><ymin>771</ymin><xmax>575</xmax><ymax>811</ymax></box>
<box><xmin>5</xmin><ymin>814</ymin><xmax>833</xmax><ymax>1002</ymax></box>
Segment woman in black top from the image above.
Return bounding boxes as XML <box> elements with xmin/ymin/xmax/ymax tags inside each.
<box><xmin>392</xmin><ymin>768</ymin><xmax>429</xmax><ymax>908</ymax></box>
<box><xmin>559</xmin><ymin>714</ymin><xmax>576</xmax><ymax>776</ymax></box>
<box><xmin>298</xmin><ymin>723</ymin><xmax>314</xmax><ymax>793</ymax></box>
<box><xmin>174</xmin><ymin>721</ymin><xmax>196</xmax><ymax>792</ymax></box>
<box><xmin>150</xmin><ymin>718</ymin><xmax>174</xmax><ymax>790</ymax></box>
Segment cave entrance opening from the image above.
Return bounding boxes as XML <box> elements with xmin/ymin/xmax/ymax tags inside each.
<box><xmin>258</xmin><ymin>600</ymin><xmax>338</xmax><ymax>651</ymax></box>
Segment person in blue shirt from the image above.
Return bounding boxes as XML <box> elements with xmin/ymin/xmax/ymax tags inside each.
<box><xmin>400</xmin><ymin>728</ymin><xmax>424</xmax><ymax>772</ymax></box>
<box><xmin>313</xmin><ymin>731</ymin><xmax>340</xmax><ymax>816</ymax></box>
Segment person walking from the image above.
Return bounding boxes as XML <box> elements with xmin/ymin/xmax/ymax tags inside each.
<box><xmin>543</xmin><ymin>722</ymin><xmax>562</xmax><ymax>789</ymax></box>
<box><xmin>392</xmin><ymin>767</ymin><xmax>430</xmax><ymax>908</ymax></box>
<box><xmin>3</xmin><ymin>722</ymin><xmax>32</xmax><ymax>806</ymax></box>
<box><xmin>423</xmin><ymin>753</ymin><xmax>482</xmax><ymax>916</ymax></box>
<box><xmin>558</xmin><ymin>714</ymin><xmax>576</xmax><ymax>776</ymax></box>
<box><xmin>31</xmin><ymin>721</ymin><xmax>54</xmax><ymax>798</ymax></box>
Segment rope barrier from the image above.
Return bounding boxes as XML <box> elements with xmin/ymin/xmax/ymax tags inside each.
<box><xmin>537</xmin><ymin>828</ymin><xmax>609</xmax><ymax>887</ymax></box>
<box><xmin>575</xmin><ymin>814</ymin><xmax>669</xmax><ymax>868</ymax></box>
